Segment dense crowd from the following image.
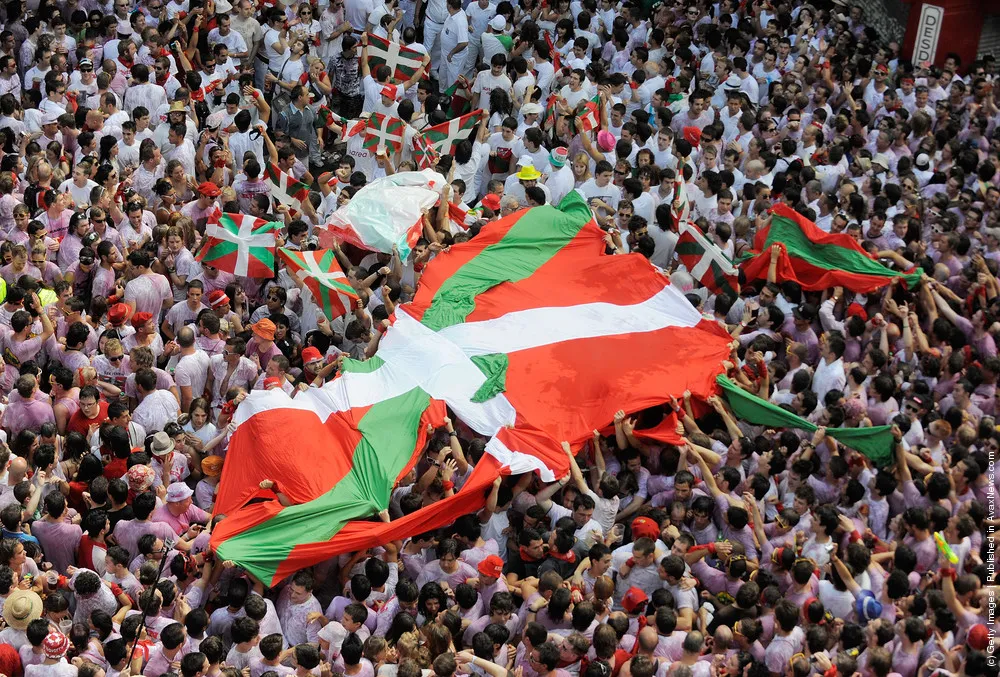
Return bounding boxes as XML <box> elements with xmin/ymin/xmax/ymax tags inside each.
<box><xmin>0</xmin><ymin>2</ymin><xmax>995</xmax><ymax>677</ymax></box>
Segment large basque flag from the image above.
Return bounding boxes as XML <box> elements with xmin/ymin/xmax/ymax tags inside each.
<box><xmin>209</xmin><ymin>191</ymin><xmax>732</xmax><ymax>585</ymax></box>
<box><xmin>741</xmin><ymin>204</ymin><xmax>922</xmax><ymax>293</ymax></box>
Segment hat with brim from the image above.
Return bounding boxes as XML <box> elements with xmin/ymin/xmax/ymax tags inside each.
<box><xmin>43</xmin><ymin>631</ymin><xmax>69</xmax><ymax>659</ymax></box>
<box><xmin>516</xmin><ymin>165</ymin><xmax>541</xmax><ymax>181</ymax></box>
<box><xmin>723</xmin><ymin>73</ymin><xmax>741</xmax><ymax>90</ymax></box>
<box><xmin>252</xmin><ymin>318</ymin><xmax>276</xmax><ymax>341</ymax></box>
<box><xmin>126</xmin><ymin>464</ymin><xmax>155</xmax><ymax>492</ymax></box>
<box><xmin>549</xmin><ymin>147</ymin><xmax>568</xmax><ymax>168</ymax></box>
<box><xmin>3</xmin><ymin>589</ymin><xmax>42</xmax><ymax>630</ymax></box>
<box><xmin>855</xmin><ymin>590</ymin><xmax>882</xmax><ymax>622</ymax></box>
<box><xmin>872</xmin><ymin>153</ymin><xmax>890</xmax><ymax>170</ymax></box>
<box><xmin>489</xmin><ymin>15</ymin><xmax>506</xmax><ymax>30</ymax></box>
<box><xmin>41</xmin><ymin>111</ymin><xmax>60</xmax><ymax>126</ymax></box>
<box><xmin>168</xmin><ymin>101</ymin><xmax>186</xmax><ymax>113</ymax></box>
<box><xmin>520</xmin><ymin>102</ymin><xmax>542</xmax><ymax>116</ymax></box>
<box><xmin>149</xmin><ymin>430</ymin><xmax>175</xmax><ymax>457</ymax></box>
<box><xmin>166</xmin><ymin>481</ymin><xmax>193</xmax><ymax>502</ymax></box>
<box><xmin>215</xmin><ymin>0</ymin><xmax>234</xmax><ymax>12</ymax></box>
<box><xmin>108</xmin><ymin>302</ymin><xmax>129</xmax><ymax>327</ymax></box>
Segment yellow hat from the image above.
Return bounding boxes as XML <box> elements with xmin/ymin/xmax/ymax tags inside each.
<box><xmin>516</xmin><ymin>165</ymin><xmax>541</xmax><ymax>181</ymax></box>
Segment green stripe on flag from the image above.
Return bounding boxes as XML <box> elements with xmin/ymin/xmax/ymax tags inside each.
<box><xmin>420</xmin><ymin>191</ymin><xmax>593</xmax><ymax>331</ymax></box>
<box><xmin>204</xmin><ymin>240</ymin><xmax>238</xmax><ymax>260</ymax></box>
<box><xmin>342</xmin><ymin>355</ymin><xmax>385</xmax><ymax>373</ymax></box>
<box><xmin>470</xmin><ymin>353</ymin><xmax>508</xmax><ymax>402</ymax></box>
<box><xmin>214</xmin><ymin>383</ymin><xmax>432</xmax><ymax>584</ymax></box>
<box><xmin>716</xmin><ymin>375</ymin><xmax>894</xmax><ymax>467</ymax></box>
<box><xmin>768</xmin><ymin>216</ymin><xmax>920</xmax><ymax>287</ymax></box>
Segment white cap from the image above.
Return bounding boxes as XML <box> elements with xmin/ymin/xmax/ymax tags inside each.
<box><xmin>872</xmin><ymin>153</ymin><xmax>890</xmax><ymax>170</ymax></box>
<box><xmin>41</xmin><ymin>110</ymin><xmax>60</xmax><ymax>125</ymax></box>
<box><xmin>516</xmin><ymin>154</ymin><xmax>532</xmax><ymax>168</ymax></box>
<box><xmin>914</xmin><ymin>153</ymin><xmax>930</xmax><ymax>169</ymax></box>
<box><xmin>215</xmin><ymin>0</ymin><xmax>233</xmax><ymax>12</ymax></box>
<box><xmin>490</xmin><ymin>15</ymin><xmax>506</xmax><ymax>30</ymax></box>
<box><xmin>723</xmin><ymin>73</ymin><xmax>741</xmax><ymax>89</ymax></box>
<box><xmin>117</xmin><ymin>20</ymin><xmax>133</xmax><ymax>36</ymax></box>
<box><xmin>521</xmin><ymin>102</ymin><xmax>542</xmax><ymax>115</ymax></box>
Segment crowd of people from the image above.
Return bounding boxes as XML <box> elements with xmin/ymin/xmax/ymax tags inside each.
<box><xmin>0</xmin><ymin>2</ymin><xmax>995</xmax><ymax>677</ymax></box>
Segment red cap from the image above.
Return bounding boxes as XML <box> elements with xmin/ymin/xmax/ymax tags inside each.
<box><xmin>968</xmin><ymin>624</ymin><xmax>990</xmax><ymax>651</ymax></box>
<box><xmin>683</xmin><ymin>126</ymin><xmax>702</xmax><ymax>148</ymax></box>
<box><xmin>621</xmin><ymin>586</ymin><xmax>648</xmax><ymax>613</ymax></box>
<box><xmin>477</xmin><ymin>554</ymin><xmax>504</xmax><ymax>578</ymax></box>
<box><xmin>380</xmin><ymin>83</ymin><xmax>398</xmax><ymax>100</ymax></box>
<box><xmin>263</xmin><ymin>377</ymin><xmax>282</xmax><ymax>390</ymax></box>
<box><xmin>846</xmin><ymin>302</ymin><xmax>868</xmax><ymax>322</ymax></box>
<box><xmin>481</xmin><ymin>194</ymin><xmax>501</xmax><ymax>211</ymax></box>
<box><xmin>301</xmin><ymin>346</ymin><xmax>323</xmax><ymax>364</ymax></box>
<box><xmin>198</xmin><ymin>181</ymin><xmax>222</xmax><ymax>197</ymax></box>
<box><xmin>208</xmin><ymin>290</ymin><xmax>229</xmax><ymax>308</ymax></box>
<box><xmin>108</xmin><ymin>302</ymin><xmax>129</xmax><ymax>327</ymax></box>
<box><xmin>130</xmin><ymin>311</ymin><xmax>153</xmax><ymax>329</ymax></box>
<box><xmin>631</xmin><ymin>516</ymin><xmax>660</xmax><ymax>541</ymax></box>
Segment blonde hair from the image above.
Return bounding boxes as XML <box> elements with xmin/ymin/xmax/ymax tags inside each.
<box><xmin>573</xmin><ymin>152</ymin><xmax>591</xmax><ymax>181</ymax></box>
<box><xmin>75</xmin><ymin>366</ymin><xmax>97</xmax><ymax>387</ymax></box>
<box><xmin>104</xmin><ymin>338</ymin><xmax>123</xmax><ymax>356</ymax></box>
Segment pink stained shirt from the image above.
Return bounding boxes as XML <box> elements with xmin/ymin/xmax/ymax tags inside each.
<box><xmin>151</xmin><ymin>502</ymin><xmax>210</xmax><ymax>537</ymax></box>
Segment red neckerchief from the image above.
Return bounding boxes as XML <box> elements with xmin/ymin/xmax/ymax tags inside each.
<box><xmin>157</xmin><ymin>73</ymin><xmax>169</xmax><ymax>87</ymax></box>
<box><xmin>519</xmin><ymin>545</ymin><xmax>542</xmax><ymax>562</ymax></box>
<box><xmin>548</xmin><ymin>549</ymin><xmax>576</xmax><ymax>564</ymax></box>
<box><xmin>118</xmin><ymin>56</ymin><xmax>134</xmax><ymax>70</ymax></box>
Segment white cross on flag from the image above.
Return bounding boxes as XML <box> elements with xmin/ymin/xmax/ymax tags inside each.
<box><xmin>366</xmin><ymin>34</ymin><xmax>426</xmax><ymax>81</ymax></box>
<box><xmin>363</xmin><ymin>113</ymin><xmax>405</xmax><ymax>154</ymax></box>
<box><xmin>422</xmin><ymin>110</ymin><xmax>483</xmax><ymax>156</ymax></box>
<box><xmin>197</xmin><ymin>211</ymin><xmax>282</xmax><ymax>278</ymax></box>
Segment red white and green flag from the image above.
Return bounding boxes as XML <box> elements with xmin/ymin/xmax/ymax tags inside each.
<box><xmin>543</xmin><ymin>93</ymin><xmax>559</xmax><ymax>129</ymax></box>
<box><xmin>197</xmin><ymin>211</ymin><xmax>281</xmax><ymax>277</ymax></box>
<box><xmin>209</xmin><ymin>191</ymin><xmax>732</xmax><ymax>585</ymax></box>
<box><xmin>676</xmin><ymin>222</ymin><xmax>740</xmax><ymax>296</ymax></box>
<box><xmin>443</xmin><ymin>77</ymin><xmax>472</xmax><ymax>118</ymax></box>
<box><xmin>741</xmin><ymin>203</ymin><xmax>922</xmax><ymax>293</ymax></box>
<box><xmin>671</xmin><ymin>177</ymin><xmax>691</xmax><ymax>230</ymax></box>
<box><xmin>576</xmin><ymin>96</ymin><xmax>601</xmax><ymax>133</ymax></box>
<box><xmin>365</xmin><ymin>33</ymin><xmax>426</xmax><ymax>82</ymax></box>
<box><xmin>277</xmin><ymin>248</ymin><xmax>358</xmax><ymax>320</ymax></box>
<box><xmin>448</xmin><ymin>202</ymin><xmax>471</xmax><ymax>231</ymax></box>
<box><xmin>411</xmin><ymin>132</ymin><xmax>440</xmax><ymax>169</ymax></box>
<box><xmin>363</xmin><ymin>112</ymin><xmax>405</xmax><ymax>154</ymax></box>
<box><xmin>422</xmin><ymin>110</ymin><xmax>482</xmax><ymax>156</ymax></box>
<box><xmin>265</xmin><ymin>162</ymin><xmax>310</xmax><ymax>213</ymax></box>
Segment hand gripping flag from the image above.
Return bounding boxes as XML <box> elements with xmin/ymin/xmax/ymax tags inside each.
<box><xmin>265</xmin><ymin>162</ymin><xmax>310</xmax><ymax>213</ymax></box>
<box><xmin>365</xmin><ymin>33</ymin><xmax>426</xmax><ymax>82</ymax></box>
<box><xmin>277</xmin><ymin>248</ymin><xmax>359</xmax><ymax>320</ymax></box>
<box><xmin>210</xmin><ymin>190</ymin><xmax>733</xmax><ymax>585</ymax></box>
<box><xmin>422</xmin><ymin>110</ymin><xmax>483</xmax><ymax>156</ymax></box>
<box><xmin>741</xmin><ymin>203</ymin><xmax>922</xmax><ymax>293</ymax></box>
<box><xmin>363</xmin><ymin>112</ymin><xmax>405</xmax><ymax>154</ymax></box>
<box><xmin>670</xmin><ymin>177</ymin><xmax>691</xmax><ymax>230</ymax></box>
<box><xmin>576</xmin><ymin>96</ymin><xmax>601</xmax><ymax>133</ymax></box>
<box><xmin>676</xmin><ymin>222</ymin><xmax>740</xmax><ymax>296</ymax></box>
<box><xmin>411</xmin><ymin>131</ymin><xmax>440</xmax><ymax>170</ymax></box>
<box><xmin>197</xmin><ymin>211</ymin><xmax>281</xmax><ymax>277</ymax></box>
<box><xmin>443</xmin><ymin>77</ymin><xmax>472</xmax><ymax>118</ymax></box>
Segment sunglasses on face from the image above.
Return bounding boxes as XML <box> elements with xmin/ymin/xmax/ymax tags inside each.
<box><xmin>108</xmin><ymin>354</ymin><xmax>123</xmax><ymax>362</ymax></box>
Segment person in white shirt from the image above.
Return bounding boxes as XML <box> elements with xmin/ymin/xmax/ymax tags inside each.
<box><xmin>812</xmin><ymin>334</ymin><xmax>847</xmax><ymax>404</ymax></box>
<box><xmin>439</xmin><ymin>0</ymin><xmax>469</xmax><ymax>90</ymax></box>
